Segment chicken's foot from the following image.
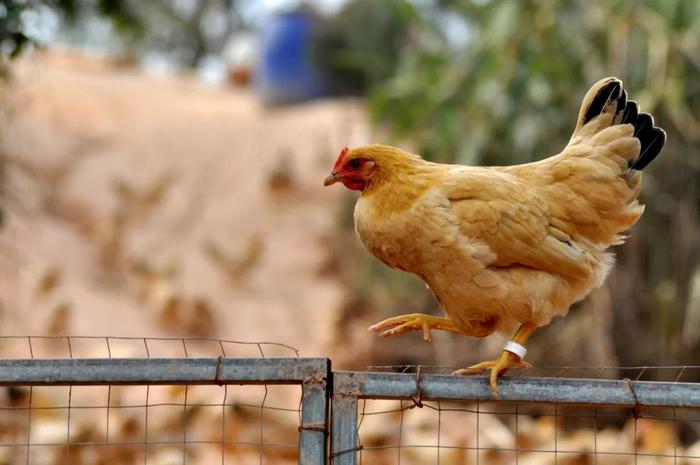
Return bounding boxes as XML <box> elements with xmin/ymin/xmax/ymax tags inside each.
<box><xmin>453</xmin><ymin>322</ymin><xmax>537</xmax><ymax>397</ymax></box>
<box><xmin>369</xmin><ymin>313</ymin><xmax>493</xmax><ymax>343</ymax></box>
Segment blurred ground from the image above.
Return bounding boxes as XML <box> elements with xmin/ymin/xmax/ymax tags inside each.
<box><xmin>0</xmin><ymin>52</ymin><xmax>366</xmax><ymax>463</ymax></box>
<box><xmin>1</xmin><ymin>51</ymin><xmax>369</xmax><ymax>359</ymax></box>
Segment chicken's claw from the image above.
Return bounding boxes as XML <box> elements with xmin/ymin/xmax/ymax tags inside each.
<box><xmin>453</xmin><ymin>350</ymin><xmax>532</xmax><ymax>397</ymax></box>
<box><xmin>369</xmin><ymin>313</ymin><xmax>435</xmax><ymax>342</ymax></box>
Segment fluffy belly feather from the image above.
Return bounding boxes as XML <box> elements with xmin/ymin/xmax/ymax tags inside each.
<box><xmin>426</xmin><ymin>266</ymin><xmax>568</xmax><ymax>334</ymax></box>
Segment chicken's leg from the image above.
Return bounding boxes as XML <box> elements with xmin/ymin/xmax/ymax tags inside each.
<box><xmin>453</xmin><ymin>322</ymin><xmax>537</xmax><ymax>397</ymax></box>
<box><xmin>369</xmin><ymin>314</ymin><xmax>495</xmax><ymax>343</ymax></box>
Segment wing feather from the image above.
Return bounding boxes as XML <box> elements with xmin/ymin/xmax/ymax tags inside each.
<box><xmin>445</xmin><ymin>169</ymin><xmax>591</xmax><ymax>279</ymax></box>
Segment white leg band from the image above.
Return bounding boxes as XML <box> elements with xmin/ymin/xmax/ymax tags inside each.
<box><xmin>504</xmin><ymin>341</ymin><xmax>527</xmax><ymax>359</ymax></box>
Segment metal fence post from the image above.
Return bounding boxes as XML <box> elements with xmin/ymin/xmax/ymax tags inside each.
<box><xmin>299</xmin><ymin>359</ymin><xmax>331</xmax><ymax>465</ymax></box>
<box><xmin>331</xmin><ymin>372</ymin><xmax>359</xmax><ymax>465</ymax></box>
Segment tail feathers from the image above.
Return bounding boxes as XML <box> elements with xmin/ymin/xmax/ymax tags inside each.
<box><xmin>572</xmin><ymin>77</ymin><xmax>666</xmax><ymax>171</ymax></box>
<box><xmin>624</xmin><ymin>103</ymin><xmax>666</xmax><ymax>170</ymax></box>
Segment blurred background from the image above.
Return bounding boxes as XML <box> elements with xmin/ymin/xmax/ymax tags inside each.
<box><xmin>0</xmin><ymin>0</ymin><xmax>699</xmax><ymax>463</ymax></box>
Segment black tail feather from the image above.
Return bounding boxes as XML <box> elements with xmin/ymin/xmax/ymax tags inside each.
<box><xmin>583</xmin><ymin>79</ymin><xmax>622</xmax><ymax>125</ymax></box>
<box><xmin>621</xmin><ymin>99</ymin><xmax>638</xmax><ymax>125</ymax></box>
<box><xmin>631</xmin><ymin>124</ymin><xmax>666</xmax><ymax>170</ymax></box>
<box><xmin>633</xmin><ymin>113</ymin><xmax>652</xmax><ymax>138</ymax></box>
<box><xmin>615</xmin><ymin>89</ymin><xmax>627</xmax><ymax>122</ymax></box>
<box><xmin>584</xmin><ymin>80</ymin><xmax>666</xmax><ymax>171</ymax></box>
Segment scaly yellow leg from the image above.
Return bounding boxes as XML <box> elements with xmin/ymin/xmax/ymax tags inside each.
<box><xmin>369</xmin><ymin>313</ymin><xmax>495</xmax><ymax>343</ymax></box>
<box><xmin>453</xmin><ymin>322</ymin><xmax>537</xmax><ymax>397</ymax></box>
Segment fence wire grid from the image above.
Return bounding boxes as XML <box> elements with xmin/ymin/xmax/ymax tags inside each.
<box><xmin>331</xmin><ymin>368</ymin><xmax>700</xmax><ymax>465</ymax></box>
<box><xmin>350</xmin><ymin>398</ymin><xmax>700</xmax><ymax>465</ymax></box>
<box><xmin>1</xmin><ymin>336</ymin><xmax>700</xmax><ymax>465</ymax></box>
<box><xmin>0</xmin><ymin>336</ymin><xmax>329</xmax><ymax>465</ymax></box>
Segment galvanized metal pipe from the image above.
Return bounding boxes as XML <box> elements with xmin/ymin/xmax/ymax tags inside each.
<box><xmin>0</xmin><ymin>358</ymin><xmax>328</xmax><ymax>385</ymax></box>
<box><xmin>300</xmin><ymin>359</ymin><xmax>331</xmax><ymax>465</ymax></box>
<box><xmin>333</xmin><ymin>371</ymin><xmax>700</xmax><ymax>408</ymax></box>
<box><xmin>330</xmin><ymin>394</ymin><xmax>358</xmax><ymax>465</ymax></box>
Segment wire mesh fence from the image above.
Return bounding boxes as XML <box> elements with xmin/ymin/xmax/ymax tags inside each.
<box><xmin>350</xmin><ymin>399</ymin><xmax>700</xmax><ymax>464</ymax></box>
<box><xmin>2</xmin><ymin>337</ymin><xmax>700</xmax><ymax>465</ymax></box>
<box><xmin>1</xmin><ymin>383</ymin><xmax>304</xmax><ymax>464</ymax></box>
<box><xmin>331</xmin><ymin>369</ymin><xmax>700</xmax><ymax>465</ymax></box>
<box><xmin>0</xmin><ymin>336</ymin><xmax>329</xmax><ymax>465</ymax></box>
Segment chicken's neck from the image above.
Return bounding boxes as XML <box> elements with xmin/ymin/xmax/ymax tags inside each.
<box><xmin>361</xmin><ymin>160</ymin><xmax>443</xmax><ymax>216</ymax></box>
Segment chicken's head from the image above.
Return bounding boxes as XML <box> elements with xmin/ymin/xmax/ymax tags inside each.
<box><xmin>323</xmin><ymin>146</ymin><xmax>376</xmax><ymax>191</ymax></box>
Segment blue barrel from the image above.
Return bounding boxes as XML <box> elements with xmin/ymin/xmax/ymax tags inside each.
<box><xmin>256</xmin><ymin>11</ymin><xmax>327</xmax><ymax>104</ymax></box>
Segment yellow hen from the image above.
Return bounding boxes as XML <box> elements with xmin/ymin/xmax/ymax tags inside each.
<box><xmin>324</xmin><ymin>78</ymin><xmax>666</xmax><ymax>395</ymax></box>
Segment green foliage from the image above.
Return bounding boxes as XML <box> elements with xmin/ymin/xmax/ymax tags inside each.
<box><xmin>0</xmin><ymin>0</ymin><xmax>241</xmax><ymax>69</ymax></box>
<box><xmin>371</xmin><ymin>1</ymin><xmax>700</xmax><ymax>164</ymax></box>
<box><xmin>0</xmin><ymin>0</ymin><xmax>36</xmax><ymax>76</ymax></box>
<box><xmin>314</xmin><ymin>0</ymin><xmax>422</xmax><ymax>95</ymax></box>
<box><xmin>94</xmin><ymin>0</ymin><xmax>144</xmax><ymax>37</ymax></box>
<box><xmin>0</xmin><ymin>0</ymin><xmax>138</xmax><ymax>76</ymax></box>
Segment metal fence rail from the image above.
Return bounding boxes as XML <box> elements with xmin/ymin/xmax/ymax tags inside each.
<box><xmin>332</xmin><ymin>371</ymin><xmax>700</xmax><ymax>407</ymax></box>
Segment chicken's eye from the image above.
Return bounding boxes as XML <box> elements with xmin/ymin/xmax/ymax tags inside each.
<box><xmin>349</xmin><ymin>159</ymin><xmax>362</xmax><ymax>169</ymax></box>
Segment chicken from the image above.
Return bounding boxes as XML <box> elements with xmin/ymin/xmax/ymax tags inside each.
<box><xmin>323</xmin><ymin>78</ymin><xmax>666</xmax><ymax>395</ymax></box>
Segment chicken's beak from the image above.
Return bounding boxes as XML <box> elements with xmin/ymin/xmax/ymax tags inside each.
<box><xmin>324</xmin><ymin>171</ymin><xmax>340</xmax><ymax>186</ymax></box>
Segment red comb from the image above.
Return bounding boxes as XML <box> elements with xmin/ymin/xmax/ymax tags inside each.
<box><xmin>333</xmin><ymin>147</ymin><xmax>349</xmax><ymax>171</ymax></box>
